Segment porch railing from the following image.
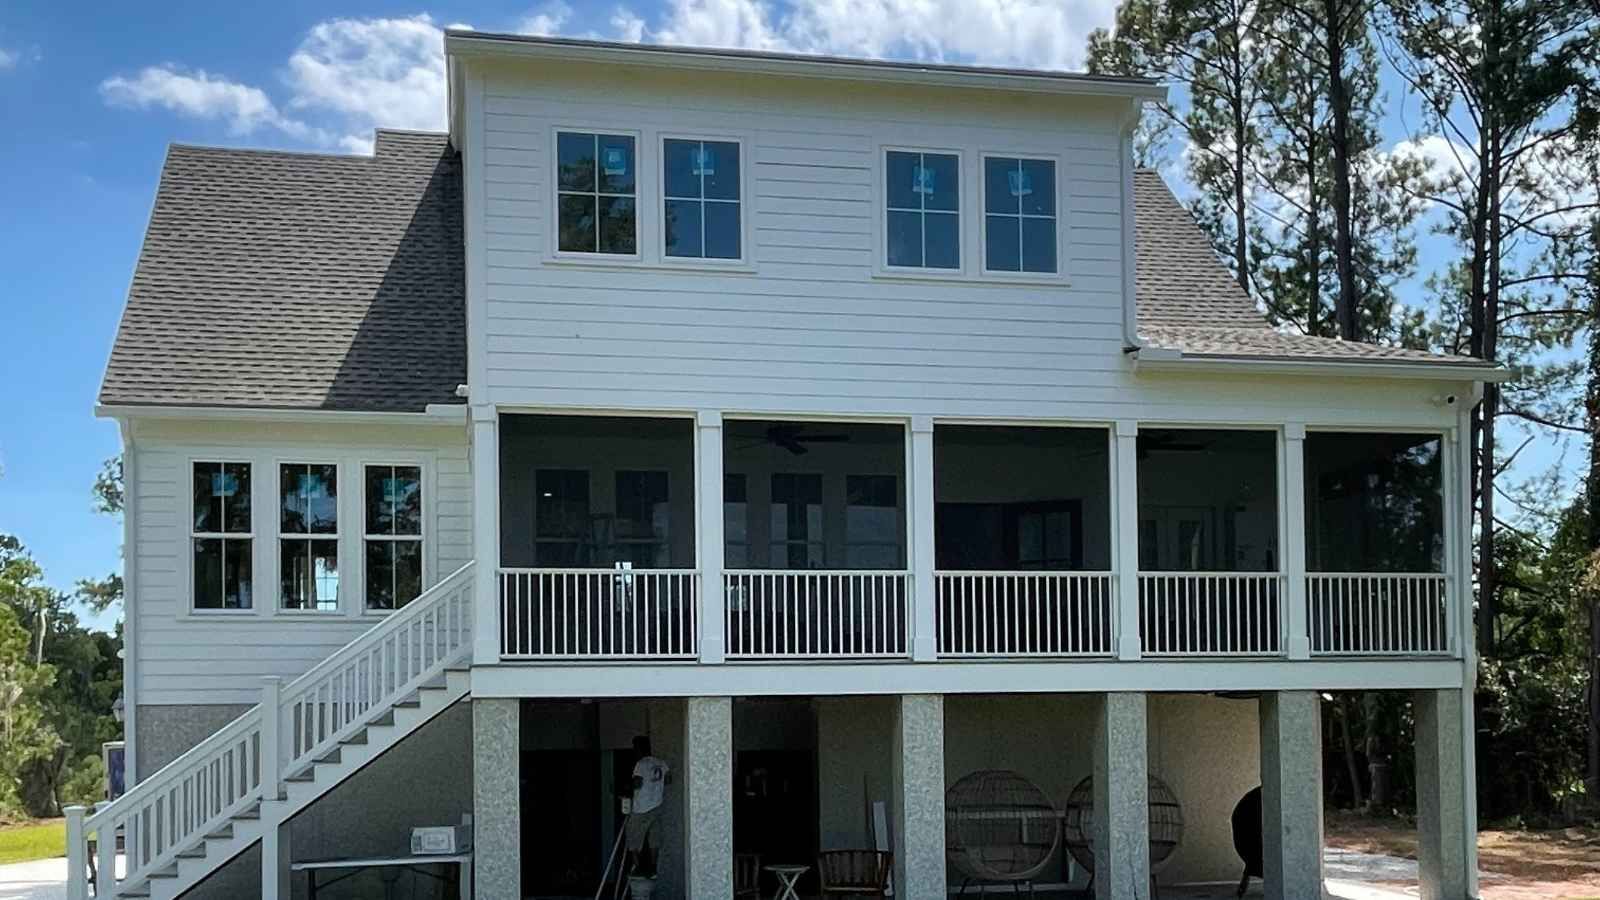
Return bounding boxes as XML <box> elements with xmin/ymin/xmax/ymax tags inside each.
<box><xmin>1138</xmin><ymin>572</ymin><xmax>1285</xmax><ymax>657</ymax></box>
<box><xmin>723</xmin><ymin>570</ymin><xmax>910</xmax><ymax>659</ymax></box>
<box><xmin>499</xmin><ymin>568</ymin><xmax>699</xmax><ymax>660</ymax></box>
<box><xmin>934</xmin><ymin>571</ymin><xmax>1115</xmax><ymax>657</ymax></box>
<box><xmin>1307</xmin><ymin>573</ymin><xmax>1450</xmax><ymax>656</ymax></box>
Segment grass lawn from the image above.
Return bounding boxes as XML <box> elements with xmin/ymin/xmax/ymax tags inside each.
<box><xmin>0</xmin><ymin>819</ymin><xmax>65</xmax><ymax>865</ymax></box>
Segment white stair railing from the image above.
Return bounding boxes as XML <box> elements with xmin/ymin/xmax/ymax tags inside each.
<box><xmin>68</xmin><ymin>561</ymin><xmax>475</xmax><ymax>899</ymax></box>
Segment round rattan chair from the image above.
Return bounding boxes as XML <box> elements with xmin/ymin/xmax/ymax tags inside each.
<box><xmin>1061</xmin><ymin>774</ymin><xmax>1185</xmax><ymax>897</ymax></box>
<box><xmin>945</xmin><ymin>770</ymin><xmax>1061</xmax><ymax>896</ymax></box>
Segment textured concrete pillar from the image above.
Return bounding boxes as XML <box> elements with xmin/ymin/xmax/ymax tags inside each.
<box><xmin>1259</xmin><ymin>691</ymin><xmax>1324</xmax><ymax>900</ymax></box>
<box><xmin>1415</xmin><ymin>689</ymin><xmax>1471</xmax><ymax>900</ymax></box>
<box><xmin>1094</xmin><ymin>692</ymin><xmax>1149</xmax><ymax>900</ymax></box>
<box><xmin>892</xmin><ymin>694</ymin><xmax>946</xmax><ymax>899</ymax></box>
<box><xmin>473</xmin><ymin>698</ymin><xmax>520</xmax><ymax>900</ymax></box>
<box><xmin>685</xmin><ymin>697</ymin><xmax>733</xmax><ymax>899</ymax></box>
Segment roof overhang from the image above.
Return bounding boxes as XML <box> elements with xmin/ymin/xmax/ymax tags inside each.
<box><xmin>443</xmin><ymin>32</ymin><xmax>1168</xmax><ymax>114</ymax></box>
<box><xmin>1130</xmin><ymin>348</ymin><xmax>1513</xmax><ymax>383</ymax></box>
<box><xmin>94</xmin><ymin>403</ymin><xmax>470</xmax><ymax>424</ymax></box>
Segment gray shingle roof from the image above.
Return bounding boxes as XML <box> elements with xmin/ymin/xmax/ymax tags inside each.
<box><xmin>98</xmin><ymin>141</ymin><xmax>1488</xmax><ymax>415</ymax></box>
<box><xmin>99</xmin><ymin>130</ymin><xmax>465</xmax><ymax>412</ymax></box>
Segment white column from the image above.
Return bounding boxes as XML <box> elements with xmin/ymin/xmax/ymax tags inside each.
<box><xmin>685</xmin><ymin>697</ymin><xmax>733</xmax><ymax>899</ymax></box>
<box><xmin>65</xmin><ymin>806</ymin><xmax>87</xmax><ymax>900</ymax></box>
<box><xmin>909</xmin><ymin>416</ymin><xmax>938</xmax><ymax>661</ymax></box>
<box><xmin>473</xmin><ymin>698</ymin><xmax>520</xmax><ymax>900</ymax></box>
<box><xmin>1281</xmin><ymin>424</ymin><xmax>1311</xmax><ymax>659</ymax></box>
<box><xmin>261</xmin><ymin>820</ymin><xmax>291</xmax><ymax>900</ymax></box>
<box><xmin>471</xmin><ymin>405</ymin><xmax>500</xmax><ymax>666</ymax></box>
<box><xmin>1094</xmin><ymin>692</ymin><xmax>1149</xmax><ymax>900</ymax></box>
<box><xmin>1111</xmin><ymin>422</ymin><xmax>1142</xmax><ymax>660</ymax></box>
<box><xmin>697</xmin><ymin>412</ymin><xmax>727</xmax><ymax>663</ymax></box>
<box><xmin>893</xmin><ymin>694</ymin><xmax>945</xmax><ymax>897</ymax></box>
<box><xmin>1415</xmin><ymin>689</ymin><xmax>1471</xmax><ymax>900</ymax></box>
<box><xmin>1259</xmin><ymin>691</ymin><xmax>1324</xmax><ymax>900</ymax></box>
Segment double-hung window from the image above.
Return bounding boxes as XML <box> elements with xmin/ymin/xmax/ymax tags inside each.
<box><xmin>279</xmin><ymin>463</ymin><xmax>339</xmax><ymax>611</ymax></box>
<box><xmin>983</xmin><ymin>156</ymin><xmax>1058</xmax><ymax>274</ymax></box>
<box><xmin>192</xmin><ymin>462</ymin><xmax>253</xmax><ymax>610</ymax></box>
<box><xmin>885</xmin><ymin>150</ymin><xmax>960</xmax><ymax>270</ymax></box>
<box><xmin>556</xmin><ymin>131</ymin><xmax>637</xmax><ymax>255</ymax></box>
<box><xmin>364</xmin><ymin>465</ymin><xmax>423</xmax><ymax>611</ymax></box>
<box><xmin>663</xmin><ymin>138</ymin><xmax>742</xmax><ymax>260</ymax></box>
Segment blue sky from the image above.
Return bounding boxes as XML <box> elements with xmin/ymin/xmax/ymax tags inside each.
<box><xmin>0</xmin><ymin>1</ymin><xmax>1582</xmax><ymax>633</ymax></box>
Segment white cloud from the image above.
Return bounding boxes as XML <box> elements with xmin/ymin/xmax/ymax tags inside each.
<box><xmin>0</xmin><ymin>48</ymin><xmax>16</xmax><ymax>70</ymax></box>
<box><xmin>99</xmin><ymin>66</ymin><xmax>315</xmax><ymax>139</ymax></box>
<box><xmin>284</xmin><ymin>15</ymin><xmax>448</xmax><ymax>148</ymax></box>
<box><xmin>519</xmin><ymin>3</ymin><xmax>572</xmax><ymax>36</ymax></box>
<box><xmin>610</xmin><ymin>10</ymin><xmax>648</xmax><ymax>43</ymax></box>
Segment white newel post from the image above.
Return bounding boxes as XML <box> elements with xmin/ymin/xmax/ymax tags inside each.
<box><xmin>909</xmin><ymin>416</ymin><xmax>937</xmax><ymax>661</ymax></box>
<box><xmin>260</xmin><ymin>676</ymin><xmax>283</xmax><ymax>800</ymax></box>
<box><xmin>1281</xmin><ymin>424</ymin><xmax>1311</xmax><ymax>659</ymax></box>
<box><xmin>65</xmin><ymin>806</ymin><xmax>86</xmax><ymax>900</ymax></box>
<box><xmin>1112</xmin><ymin>421</ymin><xmax>1142</xmax><ymax>660</ymax></box>
<box><xmin>472</xmin><ymin>405</ymin><xmax>500</xmax><ymax>666</ymax></box>
<box><xmin>698</xmin><ymin>411</ymin><xmax>726</xmax><ymax>664</ymax></box>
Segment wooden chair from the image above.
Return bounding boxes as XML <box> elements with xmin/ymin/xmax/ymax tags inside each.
<box><xmin>817</xmin><ymin>850</ymin><xmax>892</xmax><ymax>898</ymax></box>
<box><xmin>734</xmin><ymin>853</ymin><xmax>762</xmax><ymax>900</ymax></box>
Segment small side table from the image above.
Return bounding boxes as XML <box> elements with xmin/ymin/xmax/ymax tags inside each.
<box><xmin>764</xmin><ymin>864</ymin><xmax>809</xmax><ymax>900</ymax></box>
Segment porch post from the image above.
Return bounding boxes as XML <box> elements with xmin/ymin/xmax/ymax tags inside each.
<box><xmin>893</xmin><ymin>693</ymin><xmax>945</xmax><ymax>898</ymax></box>
<box><xmin>684</xmin><ymin>697</ymin><xmax>733</xmax><ymax>899</ymax></box>
<box><xmin>1259</xmin><ymin>691</ymin><xmax>1324</xmax><ymax>899</ymax></box>
<box><xmin>1281</xmin><ymin>424</ymin><xmax>1311</xmax><ymax>659</ymax></box>
<box><xmin>471</xmin><ymin>405</ymin><xmax>500</xmax><ymax>666</ymax></box>
<box><xmin>697</xmin><ymin>411</ymin><xmax>727</xmax><ymax>663</ymax></box>
<box><xmin>1111</xmin><ymin>422</ymin><xmax>1142</xmax><ymax>660</ymax></box>
<box><xmin>1094</xmin><ymin>692</ymin><xmax>1149</xmax><ymax>900</ymax></box>
<box><xmin>261</xmin><ymin>820</ymin><xmax>290</xmax><ymax>900</ymax></box>
<box><xmin>909</xmin><ymin>416</ymin><xmax>938</xmax><ymax>661</ymax></box>
<box><xmin>1415</xmin><ymin>688</ymin><xmax>1471</xmax><ymax>900</ymax></box>
<box><xmin>472</xmin><ymin>698</ymin><xmax>521</xmax><ymax>900</ymax></box>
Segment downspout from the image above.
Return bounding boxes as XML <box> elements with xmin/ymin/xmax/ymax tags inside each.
<box><xmin>1119</xmin><ymin>98</ymin><xmax>1145</xmax><ymax>352</ymax></box>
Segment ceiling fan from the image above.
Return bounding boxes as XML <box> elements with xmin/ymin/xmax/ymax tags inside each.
<box><xmin>738</xmin><ymin>424</ymin><xmax>853</xmax><ymax>456</ymax></box>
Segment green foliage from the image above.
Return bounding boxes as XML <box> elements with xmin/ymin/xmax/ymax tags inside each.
<box><xmin>0</xmin><ymin>819</ymin><xmax>66</xmax><ymax>864</ymax></box>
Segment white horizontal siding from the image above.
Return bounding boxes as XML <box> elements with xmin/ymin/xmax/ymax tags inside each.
<box><xmin>130</xmin><ymin>419</ymin><xmax>471</xmax><ymax>706</ymax></box>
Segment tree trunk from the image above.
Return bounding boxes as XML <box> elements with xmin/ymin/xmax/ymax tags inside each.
<box><xmin>1231</xmin><ymin>9</ymin><xmax>1250</xmax><ymax>292</ymax></box>
<box><xmin>1339</xmin><ymin>694</ymin><xmax>1365</xmax><ymax>809</ymax></box>
<box><xmin>1324</xmin><ymin>0</ymin><xmax>1358</xmax><ymax>341</ymax></box>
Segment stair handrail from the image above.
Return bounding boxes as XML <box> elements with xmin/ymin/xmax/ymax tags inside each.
<box><xmin>69</xmin><ymin>561</ymin><xmax>476</xmax><ymax>900</ymax></box>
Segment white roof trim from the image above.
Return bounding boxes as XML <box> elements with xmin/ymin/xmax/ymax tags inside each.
<box><xmin>444</xmin><ymin>32</ymin><xmax>1169</xmax><ymax>101</ymax></box>
<box><xmin>1131</xmin><ymin>351</ymin><xmax>1512</xmax><ymax>383</ymax></box>
<box><xmin>94</xmin><ymin>403</ymin><xmax>470</xmax><ymax>425</ymax></box>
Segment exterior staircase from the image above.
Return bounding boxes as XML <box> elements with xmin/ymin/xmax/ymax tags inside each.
<box><xmin>66</xmin><ymin>562</ymin><xmax>477</xmax><ymax>900</ymax></box>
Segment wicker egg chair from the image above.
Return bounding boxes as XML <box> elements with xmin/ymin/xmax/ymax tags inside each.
<box><xmin>945</xmin><ymin>770</ymin><xmax>1062</xmax><ymax>896</ymax></box>
<box><xmin>1060</xmin><ymin>774</ymin><xmax>1185</xmax><ymax>898</ymax></box>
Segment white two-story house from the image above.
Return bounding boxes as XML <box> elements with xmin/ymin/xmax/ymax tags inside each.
<box><xmin>73</xmin><ymin>33</ymin><xmax>1499</xmax><ymax>900</ymax></box>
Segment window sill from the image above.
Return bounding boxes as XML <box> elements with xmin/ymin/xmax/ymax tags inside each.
<box><xmin>543</xmin><ymin>255</ymin><xmax>758</xmax><ymax>275</ymax></box>
<box><xmin>870</xmin><ymin>269</ymin><xmax>1070</xmax><ymax>288</ymax></box>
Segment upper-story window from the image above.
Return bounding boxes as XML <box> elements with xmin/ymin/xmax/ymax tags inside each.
<box><xmin>983</xmin><ymin>156</ymin><xmax>1058</xmax><ymax>274</ymax></box>
<box><xmin>193</xmin><ymin>461</ymin><xmax>253</xmax><ymax>610</ymax></box>
<box><xmin>279</xmin><ymin>463</ymin><xmax>339</xmax><ymax>612</ymax></box>
<box><xmin>885</xmin><ymin>150</ymin><xmax>960</xmax><ymax>270</ymax></box>
<box><xmin>556</xmin><ymin>131</ymin><xmax>637</xmax><ymax>255</ymax></box>
<box><xmin>364</xmin><ymin>464</ymin><xmax>423</xmax><ymax>611</ymax></box>
<box><xmin>663</xmin><ymin>138</ymin><xmax>742</xmax><ymax>260</ymax></box>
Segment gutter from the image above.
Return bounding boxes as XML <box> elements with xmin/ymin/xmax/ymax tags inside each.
<box><xmin>93</xmin><ymin>403</ymin><xmax>471</xmax><ymax>425</ymax></box>
<box><xmin>1130</xmin><ymin>352</ymin><xmax>1514</xmax><ymax>383</ymax></box>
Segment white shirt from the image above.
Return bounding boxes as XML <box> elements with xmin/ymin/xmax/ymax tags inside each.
<box><xmin>631</xmin><ymin>756</ymin><xmax>669</xmax><ymax>814</ymax></box>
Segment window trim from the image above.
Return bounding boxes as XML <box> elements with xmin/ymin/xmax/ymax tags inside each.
<box><xmin>274</xmin><ymin>460</ymin><xmax>343</xmax><ymax>615</ymax></box>
<box><xmin>978</xmin><ymin>151</ymin><xmax>1067</xmax><ymax>281</ymax></box>
<box><xmin>549</xmin><ymin>125</ymin><xmax>646</xmax><ymax>263</ymax></box>
<box><xmin>658</xmin><ymin>132</ymin><xmax>752</xmax><ymax>269</ymax></box>
<box><xmin>189</xmin><ymin>459</ymin><xmax>257</xmax><ymax>615</ymax></box>
<box><xmin>359</xmin><ymin>460</ymin><xmax>431</xmax><ymax>617</ymax></box>
<box><xmin>876</xmin><ymin>145</ymin><xmax>966</xmax><ymax>278</ymax></box>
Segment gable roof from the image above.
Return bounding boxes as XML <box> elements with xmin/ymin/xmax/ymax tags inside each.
<box><xmin>98</xmin><ymin>134</ymin><xmax>1494</xmax><ymax>416</ymax></box>
<box><xmin>98</xmin><ymin>130</ymin><xmax>465</xmax><ymax>413</ymax></box>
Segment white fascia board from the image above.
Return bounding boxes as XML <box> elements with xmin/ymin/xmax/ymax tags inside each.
<box><xmin>471</xmin><ymin>658</ymin><xmax>1468</xmax><ymax>698</ymax></box>
<box><xmin>1131</xmin><ymin>352</ymin><xmax>1512</xmax><ymax>383</ymax></box>
<box><xmin>94</xmin><ymin>404</ymin><xmax>470</xmax><ymax>425</ymax></box>
<box><xmin>444</xmin><ymin>33</ymin><xmax>1169</xmax><ymax>102</ymax></box>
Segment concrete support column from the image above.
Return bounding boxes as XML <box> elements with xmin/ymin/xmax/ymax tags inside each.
<box><xmin>685</xmin><ymin>697</ymin><xmax>733</xmax><ymax>899</ymax></box>
<box><xmin>1094</xmin><ymin>692</ymin><xmax>1149</xmax><ymax>900</ymax></box>
<box><xmin>473</xmin><ymin>698</ymin><xmax>520</xmax><ymax>900</ymax></box>
<box><xmin>1415</xmin><ymin>689</ymin><xmax>1471</xmax><ymax>900</ymax></box>
<box><xmin>470</xmin><ymin>406</ymin><xmax>501</xmax><ymax>666</ymax></box>
<box><xmin>697</xmin><ymin>412</ymin><xmax>727</xmax><ymax>663</ymax></box>
<box><xmin>1111</xmin><ymin>423</ymin><xmax>1142</xmax><ymax>660</ymax></box>
<box><xmin>1259</xmin><ymin>691</ymin><xmax>1324</xmax><ymax>900</ymax></box>
<box><xmin>1280</xmin><ymin>424</ymin><xmax>1311</xmax><ymax>659</ymax></box>
<box><xmin>909</xmin><ymin>417</ymin><xmax>938</xmax><ymax>661</ymax></box>
<box><xmin>893</xmin><ymin>693</ymin><xmax>945</xmax><ymax>898</ymax></box>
